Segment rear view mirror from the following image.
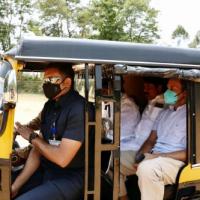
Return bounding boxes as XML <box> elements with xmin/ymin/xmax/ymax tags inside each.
<box><xmin>0</xmin><ymin>61</ymin><xmax>17</xmax><ymax>136</ymax></box>
<box><xmin>3</xmin><ymin>69</ymin><xmax>17</xmax><ymax>105</ymax></box>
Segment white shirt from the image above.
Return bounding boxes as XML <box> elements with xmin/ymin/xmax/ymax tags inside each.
<box><xmin>102</xmin><ymin>94</ymin><xmax>140</xmax><ymax>143</ymax></box>
<box><xmin>120</xmin><ymin>102</ymin><xmax>163</xmax><ymax>151</ymax></box>
<box><xmin>120</xmin><ymin>94</ymin><xmax>140</xmax><ymax>140</ymax></box>
<box><xmin>152</xmin><ymin>104</ymin><xmax>186</xmax><ymax>153</ymax></box>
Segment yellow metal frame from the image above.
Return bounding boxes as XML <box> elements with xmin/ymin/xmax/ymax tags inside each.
<box><xmin>0</xmin><ymin>56</ymin><xmax>23</xmax><ymax>159</ymax></box>
<box><xmin>179</xmin><ymin>164</ymin><xmax>200</xmax><ymax>184</ymax></box>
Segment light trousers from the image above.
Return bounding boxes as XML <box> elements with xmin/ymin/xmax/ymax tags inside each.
<box><xmin>136</xmin><ymin>157</ymin><xmax>184</xmax><ymax>200</ymax></box>
<box><xmin>119</xmin><ymin>150</ymin><xmax>137</xmax><ymax>197</ymax></box>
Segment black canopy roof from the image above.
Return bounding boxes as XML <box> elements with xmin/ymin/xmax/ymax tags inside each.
<box><xmin>5</xmin><ymin>36</ymin><xmax>200</xmax><ymax>69</ymax></box>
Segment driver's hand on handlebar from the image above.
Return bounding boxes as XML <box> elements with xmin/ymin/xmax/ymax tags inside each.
<box><xmin>15</xmin><ymin>122</ymin><xmax>33</xmax><ymax>141</ymax></box>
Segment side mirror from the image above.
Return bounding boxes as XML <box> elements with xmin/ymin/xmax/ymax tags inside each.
<box><xmin>0</xmin><ymin>61</ymin><xmax>17</xmax><ymax>136</ymax></box>
<box><xmin>3</xmin><ymin>69</ymin><xmax>17</xmax><ymax>106</ymax></box>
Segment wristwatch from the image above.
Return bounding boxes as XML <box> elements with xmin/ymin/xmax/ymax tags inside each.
<box><xmin>29</xmin><ymin>132</ymin><xmax>39</xmax><ymax>144</ymax></box>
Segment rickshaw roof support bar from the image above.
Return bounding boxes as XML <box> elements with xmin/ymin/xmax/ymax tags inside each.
<box><xmin>94</xmin><ymin>64</ymin><xmax>102</xmax><ymax>200</ymax></box>
<box><xmin>193</xmin><ymin>83</ymin><xmax>200</xmax><ymax>165</ymax></box>
<box><xmin>115</xmin><ymin>65</ymin><xmax>200</xmax><ymax>82</ymax></box>
<box><xmin>84</xmin><ymin>63</ymin><xmax>90</xmax><ymax>200</ymax></box>
<box><xmin>112</xmin><ymin>75</ymin><xmax>121</xmax><ymax>200</ymax></box>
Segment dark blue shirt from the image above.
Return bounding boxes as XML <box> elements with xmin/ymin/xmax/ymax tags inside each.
<box><xmin>40</xmin><ymin>90</ymin><xmax>93</xmax><ymax>176</ymax></box>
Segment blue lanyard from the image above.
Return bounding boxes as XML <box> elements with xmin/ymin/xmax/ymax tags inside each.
<box><xmin>50</xmin><ymin>122</ymin><xmax>57</xmax><ymax>140</ymax></box>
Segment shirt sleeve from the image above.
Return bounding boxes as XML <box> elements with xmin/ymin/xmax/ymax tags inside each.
<box><xmin>62</xmin><ymin>100</ymin><xmax>85</xmax><ymax>142</ymax></box>
<box><xmin>120</xmin><ymin>96</ymin><xmax>140</xmax><ymax>138</ymax></box>
<box><xmin>152</xmin><ymin>109</ymin><xmax>165</xmax><ymax>131</ymax></box>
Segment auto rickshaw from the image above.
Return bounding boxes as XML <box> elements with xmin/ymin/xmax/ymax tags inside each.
<box><xmin>1</xmin><ymin>36</ymin><xmax>200</xmax><ymax>200</ymax></box>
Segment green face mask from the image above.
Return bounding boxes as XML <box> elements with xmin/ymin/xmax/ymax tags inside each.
<box><xmin>164</xmin><ymin>89</ymin><xmax>178</xmax><ymax>105</ymax></box>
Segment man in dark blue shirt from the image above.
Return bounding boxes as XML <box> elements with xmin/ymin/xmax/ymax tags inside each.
<box><xmin>12</xmin><ymin>63</ymin><xmax>93</xmax><ymax>200</ymax></box>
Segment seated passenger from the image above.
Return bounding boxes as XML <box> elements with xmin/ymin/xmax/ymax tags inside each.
<box><xmin>136</xmin><ymin>78</ymin><xmax>187</xmax><ymax>200</ymax></box>
<box><xmin>119</xmin><ymin>77</ymin><xmax>166</xmax><ymax>200</ymax></box>
<box><xmin>102</xmin><ymin>77</ymin><xmax>140</xmax><ymax>142</ymax></box>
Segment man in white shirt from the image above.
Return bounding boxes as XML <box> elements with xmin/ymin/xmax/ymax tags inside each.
<box><xmin>136</xmin><ymin>78</ymin><xmax>187</xmax><ymax>200</ymax></box>
<box><xmin>102</xmin><ymin>78</ymin><xmax>140</xmax><ymax>142</ymax></box>
<box><xmin>119</xmin><ymin>77</ymin><xmax>166</xmax><ymax>200</ymax></box>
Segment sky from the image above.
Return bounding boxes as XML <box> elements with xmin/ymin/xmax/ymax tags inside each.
<box><xmin>150</xmin><ymin>0</ymin><xmax>200</xmax><ymax>46</ymax></box>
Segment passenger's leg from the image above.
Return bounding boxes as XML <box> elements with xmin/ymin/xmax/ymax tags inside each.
<box><xmin>12</xmin><ymin>167</ymin><xmax>43</xmax><ymax>197</ymax></box>
<box><xmin>15</xmin><ymin>176</ymin><xmax>83</xmax><ymax>200</ymax></box>
<box><xmin>136</xmin><ymin>157</ymin><xmax>184</xmax><ymax>200</ymax></box>
<box><xmin>119</xmin><ymin>150</ymin><xmax>137</xmax><ymax>199</ymax></box>
<box><xmin>15</xmin><ymin>181</ymin><xmax>63</xmax><ymax>200</ymax></box>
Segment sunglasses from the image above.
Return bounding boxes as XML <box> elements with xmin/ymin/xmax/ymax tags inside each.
<box><xmin>43</xmin><ymin>76</ymin><xmax>63</xmax><ymax>84</ymax></box>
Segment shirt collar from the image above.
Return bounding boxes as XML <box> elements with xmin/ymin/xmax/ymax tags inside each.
<box><xmin>169</xmin><ymin>104</ymin><xmax>186</xmax><ymax>111</ymax></box>
<box><xmin>54</xmin><ymin>89</ymin><xmax>76</xmax><ymax>108</ymax></box>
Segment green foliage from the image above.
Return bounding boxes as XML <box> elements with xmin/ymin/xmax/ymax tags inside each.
<box><xmin>0</xmin><ymin>22</ymin><xmax>14</xmax><ymax>51</ymax></box>
<box><xmin>0</xmin><ymin>0</ymin><xmax>159</xmax><ymax>51</ymax></box>
<box><xmin>0</xmin><ymin>0</ymin><xmax>33</xmax><ymax>51</ymax></box>
<box><xmin>172</xmin><ymin>25</ymin><xmax>189</xmax><ymax>40</ymax></box>
<box><xmin>189</xmin><ymin>30</ymin><xmax>200</xmax><ymax>48</ymax></box>
<box><xmin>35</xmin><ymin>0</ymin><xmax>80</xmax><ymax>37</ymax></box>
<box><xmin>122</xmin><ymin>0</ymin><xmax>159</xmax><ymax>43</ymax></box>
<box><xmin>17</xmin><ymin>73</ymin><xmax>43</xmax><ymax>93</ymax></box>
<box><xmin>28</xmin><ymin>20</ymin><xmax>43</xmax><ymax>36</ymax></box>
<box><xmin>0</xmin><ymin>0</ymin><xmax>15</xmax><ymax>51</ymax></box>
<box><xmin>83</xmin><ymin>0</ymin><xmax>159</xmax><ymax>43</ymax></box>
<box><xmin>171</xmin><ymin>25</ymin><xmax>189</xmax><ymax>47</ymax></box>
<box><xmin>88</xmin><ymin>0</ymin><xmax>125</xmax><ymax>41</ymax></box>
<box><xmin>27</xmin><ymin>0</ymin><xmax>160</xmax><ymax>42</ymax></box>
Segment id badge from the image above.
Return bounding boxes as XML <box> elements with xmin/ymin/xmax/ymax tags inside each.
<box><xmin>49</xmin><ymin>139</ymin><xmax>61</xmax><ymax>146</ymax></box>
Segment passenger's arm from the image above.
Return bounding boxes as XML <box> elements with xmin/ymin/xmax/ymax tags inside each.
<box><xmin>137</xmin><ymin>130</ymin><xmax>157</xmax><ymax>154</ymax></box>
<box><xmin>32</xmin><ymin>137</ymin><xmax>82</xmax><ymax>168</ymax></box>
<box><xmin>12</xmin><ymin>147</ymin><xmax>41</xmax><ymax>197</ymax></box>
<box><xmin>157</xmin><ymin>150</ymin><xmax>186</xmax><ymax>162</ymax></box>
<box><xmin>134</xmin><ymin>130</ymin><xmax>157</xmax><ymax>163</ymax></box>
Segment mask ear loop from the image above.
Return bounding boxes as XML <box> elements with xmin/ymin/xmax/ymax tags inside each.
<box><xmin>59</xmin><ymin>76</ymin><xmax>72</xmax><ymax>92</ymax></box>
<box><xmin>175</xmin><ymin>90</ymin><xmax>184</xmax><ymax>97</ymax></box>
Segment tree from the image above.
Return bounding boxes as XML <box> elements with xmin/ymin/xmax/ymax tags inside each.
<box><xmin>121</xmin><ymin>0</ymin><xmax>159</xmax><ymax>43</ymax></box>
<box><xmin>0</xmin><ymin>0</ymin><xmax>15</xmax><ymax>51</ymax></box>
<box><xmin>75</xmin><ymin>7</ymin><xmax>93</xmax><ymax>38</ymax></box>
<box><xmin>80</xmin><ymin>0</ymin><xmax>159</xmax><ymax>43</ymax></box>
<box><xmin>0</xmin><ymin>0</ymin><xmax>33</xmax><ymax>51</ymax></box>
<box><xmin>172</xmin><ymin>25</ymin><xmax>189</xmax><ymax>47</ymax></box>
<box><xmin>36</xmin><ymin>0</ymin><xmax>80</xmax><ymax>37</ymax></box>
<box><xmin>86</xmin><ymin>0</ymin><xmax>125</xmax><ymax>41</ymax></box>
<box><xmin>15</xmin><ymin>0</ymin><xmax>33</xmax><ymax>39</ymax></box>
<box><xmin>0</xmin><ymin>0</ymin><xmax>160</xmax><ymax>51</ymax></box>
<box><xmin>189</xmin><ymin>30</ymin><xmax>200</xmax><ymax>48</ymax></box>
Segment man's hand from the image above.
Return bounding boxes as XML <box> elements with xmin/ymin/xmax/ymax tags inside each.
<box><xmin>15</xmin><ymin>122</ymin><xmax>33</xmax><ymax>141</ymax></box>
<box><xmin>11</xmin><ymin>183</ymin><xmax>19</xmax><ymax>198</ymax></box>
<box><xmin>144</xmin><ymin>153</ymin><xmax>160</xmax><ymax>160</ymax></box>
<box><xmin>150</xmin><ymin>94</ymin><xmax>164</xmax><ymax>105</ymax></box>
<box><xmin>133</xmin><ymin>153</ymin><xmax>160</xmax><ymax>170</ymax></box>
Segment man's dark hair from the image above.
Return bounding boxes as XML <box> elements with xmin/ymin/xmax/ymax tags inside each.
<box><xmin>180</xmin><ymin>79</ymin><xmax>187</xmax><ymax>91</ymax></box>
<box><xmin>45</xmin><ymin>62</ymin><xmax>74</xmax><ymax>80</ymax></box>
<box><xmin>143</xmin><ymin>77</ymin><xmax>167</xmax><ymax>93</ymax></box>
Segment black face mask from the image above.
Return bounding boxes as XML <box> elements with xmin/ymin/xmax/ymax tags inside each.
<box><xmin>42</xmin><ymin>82</ymin><xmax>61</xmax><ymax>99</ymax></box>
